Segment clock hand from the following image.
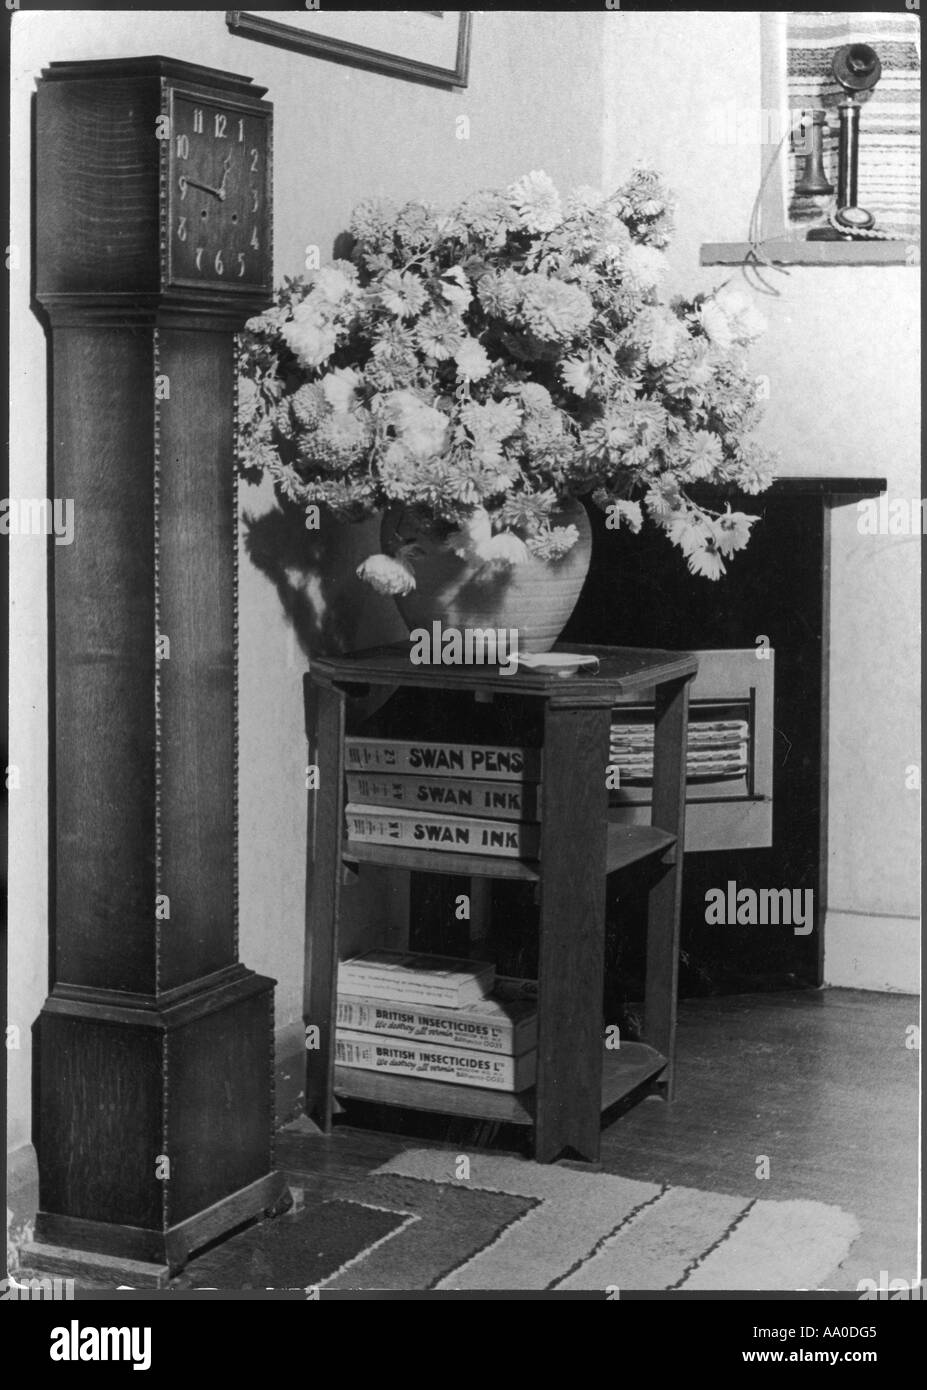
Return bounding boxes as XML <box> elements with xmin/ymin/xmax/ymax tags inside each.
<box><xmin>179</xmin><ymin>173</ymin><xmax>226</xmax><ymax>200</ymax></box>
<box><xmin>216</xmin><ymin>153</ymin><xmax>234</xmax><ymax>201</ymax></box>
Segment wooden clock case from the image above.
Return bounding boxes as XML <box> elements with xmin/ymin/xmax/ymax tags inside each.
<box><xmin>31</xmin><ymin>56</ymin><xmax>286</xmax><ymax>1276</ymax></box>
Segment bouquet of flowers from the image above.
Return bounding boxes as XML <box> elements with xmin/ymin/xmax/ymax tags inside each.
<box><xmin>237</xmin><ymin>167</ymin><xmax>775</xmax><ymax>592</ymax></box>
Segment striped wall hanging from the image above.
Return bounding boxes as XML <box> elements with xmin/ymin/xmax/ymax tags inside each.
<box><xmin>786</xmin><ymin>10</ymin><xmax>920</xmax><ymax>239</ymax></box>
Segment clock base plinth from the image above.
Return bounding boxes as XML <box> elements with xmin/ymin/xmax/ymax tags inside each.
<box><xmin>32</xmin><ymin>1172</ymin><xmax>288</xmax><ymax>1279</ymax></box>
<box><xmin>20</xmin><ymin>1241</ymin><xmax>174</xmax><ymax>1290</ymax></box>
<box><xmin>34</xmin><ymin>968</ymin><xmax>284</xmax><ymax>1275</ymax></box>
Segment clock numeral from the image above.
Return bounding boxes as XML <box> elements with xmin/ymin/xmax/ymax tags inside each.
<box><xmin>238</xmin><ymin>252</ymin><xmax>246</xmax><ymax>278</ymax></box>
<box><xmin>195</xmin><ymin>247</ymin><xmax>203</xmax><ymax>271</ymax></box>
<box><xmin>238</xmin><ymin>118</ymin><xmax>245</xmax><ymax>143</ymax></box>
<box><xmin>215</xmin><ymin>113</ymin><xmax>227</xmax><ymax>139</ymax></box>
<box><xmin>251</xmin><ymin>188</ymin><xmax>259</xmax><ymax>213</ymax></box>
<box><xmin>215</xmin><ymin>249</ymin><xmax>224</xmax><ymax>276</ymax></box>
<box><xmin>178</xmin><ymin>176</ymin><xmax>188</xmax><ymax>201</ymax></box>
<box><xmin>250</xmin><ymin>226</ymin><xmax>260</xmax><ymax>251</ymax></box>
<box><xmin>193</xmin><ymin>108</ymin><xmax>204</xmax><ymax>134</ymax></box>
<box><xmin>250</xmin><ymin>147</ymin><xmax>260</xmax><ymax>173</ymax></box>
<box><xmin>176</xmin><ymin>134</ymin><xmax>190</xmax><ymax>160</ymax></box>
<box><xmin>177</xmin><ymin>216</ymin><xmax>187</xmax><ymax>242</ymax></box>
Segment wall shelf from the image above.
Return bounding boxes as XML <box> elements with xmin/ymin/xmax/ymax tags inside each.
<box><xmin>701</xmin><ymin>239</ymin><xmax>916</xmax><ymax>267</ymax></box>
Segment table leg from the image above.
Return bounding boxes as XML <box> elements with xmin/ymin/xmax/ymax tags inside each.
<box><xmin>534</xmin><ymin>703</ymin><xmax>610</xmax><ymax>1163</ymax></box>
<box><xmin>645</xmin><ymin>675</ymin><xmax>691</xmax><ymax>1098</ymax></box>
<box><xmin>303</xmin><ymin>682</ymin><xmax>346</xmax><ymax>1131</ymax></box>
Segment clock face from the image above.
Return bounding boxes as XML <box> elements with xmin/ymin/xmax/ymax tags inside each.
<box><xmin>167</xmin><ymin>92</ymin><xmax>271</xmax><ymax>291</ymax></box>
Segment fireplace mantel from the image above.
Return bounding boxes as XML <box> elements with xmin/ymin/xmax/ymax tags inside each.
<box><xmin>695</xmin><ymin>475</ymin><xmax>887</xmax><ymax>499</ymax></box>
<box><xmin>565</xmin><ymin>473</ymin><xmax>889</xmax><ymax>993</ymax></box>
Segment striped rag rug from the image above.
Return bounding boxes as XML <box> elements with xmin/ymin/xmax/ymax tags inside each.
<box><xmin>318</xmin><ymin>1149</ymin><xmax>861</xmax><ymax>1292</ymax></box>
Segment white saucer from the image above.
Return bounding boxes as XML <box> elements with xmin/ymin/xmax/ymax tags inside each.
<box><xmin>516</xmin><ymin>652</ymin><xmax>600</xmax><ymax>678</ymax></box>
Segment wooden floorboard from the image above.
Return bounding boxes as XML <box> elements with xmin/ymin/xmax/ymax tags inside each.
<box><xmin>278</xmin><ymin>987</ymin><xmax>919</xmax><ymax>1286</ymax></box>
<box><xmin>599</xmin><ymin>989</ymin><xmax>920</xmax><ymax>1285</ymax></box>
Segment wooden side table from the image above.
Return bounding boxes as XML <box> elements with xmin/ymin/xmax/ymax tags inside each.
<box><xmin>303</xmin><ymin>643</ymin><xmax>697</xmax><ymax>1164</ymax></box>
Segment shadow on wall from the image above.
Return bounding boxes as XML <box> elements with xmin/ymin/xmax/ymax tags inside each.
<box><xmin>241</xmin><ymin>229</ymin><xmax>407</xmax><ymax>688</ymax></box>
<box><xmin>242</xmin><ymin>503</ymin><xmax>406</xmax><ymax>687</ymax></box>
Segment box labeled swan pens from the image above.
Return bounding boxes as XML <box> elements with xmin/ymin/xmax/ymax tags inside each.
<box><xmin>344</xmin><ymin>737</ymin><xmax>541</xmax><ymax>782</ymax></box>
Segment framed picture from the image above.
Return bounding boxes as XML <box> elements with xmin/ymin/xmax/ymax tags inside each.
<box><xmin>226</xmin><ymin>11</ymin><xmax>472</xmax><ymax>88</ymax></box>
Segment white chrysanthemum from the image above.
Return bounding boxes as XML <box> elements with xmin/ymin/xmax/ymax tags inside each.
<box><xmin>416</xmin><ymin>312</ymin><xmax>464</xmax><ymax>361</ymax></box>
<box><xmin>596</xmin><ymin>240</ymin><xmax>627</xmax><ymax>271</ymax></box>
<box><xmin>697</xmin><ymin>300</ymin><xmax>734</xmax><ymax>350</ymax></box>
<box><xmin>439</xmin><ymin>266</ymin><xmax>472</xmax><ymax>313</ymax></box>
<box><xmin>403</xmin><ymin>411</ymin><xmax>450</xmax><ymax>461</ymax></box>
<box><xmin>321</xmin><ymin>367</ymin><xmax>362</xmax><ymax>413</ymax></box>
<box><xmin>715</xmin><ymin>290</ymin><xmax>768</xmax><ymax>344</ymax></box>
<box><xmin>715</xmin><ymin>507</ymin><xmax>759</xmax><ymax>556</ymax></box>
<box><xmin>477</xmin><ymin>269</ymin><xmax>522</xmax><ymax>319</ymax></box>
<box><xmin>283</xmin><ymin>316</ymin><xmax>338</xmax><ymax>369</ymax></box>
<box><xmin>379</xmin><ymin>390</ymin><xmax>450</xmax><ymax>461</ymax></box>
<box><xmin>519</xmin><ymin>382</ymin><xmax>553</xmax><ymax>412</ymax></box>
<box><xmin>526</xmin><ymin>524</ymin><xmax>580</xmax><ymax>561</ymax></box>
<box><xmin>509</xmin><ymin>170</ymin><xmax>563</xmax><ymax>233</ymax></box>
<box><xmin>318</xmin><ymin>410</ymin><xmax>367</xmax><ymax>458</ymax></box>
<box><xmin>611</xmin><ymin>499</ymin><xmax>644</xmax><ymax>533</ymax></box>
<box><xmin>290</xmin><ymin>382</ymin><xmax>326</xmax><ymax>428</ymax></box>
<box><xmin>686</xmin><ymin>543</ymin><xmax>726</xmax><ymax>580</ymax></box>
<box><xmin>666</xmin><ymin>513</ymin><xmax>726</xmax><ymax>579</ymax></box>
<box><xmin>566</xmin><ymin>185</ymin><xmax>607</xmax><ymax>215</ymax></box>
<box><xmin>454</xmin><ymin>337</ymin><xmax>491</xmax><ymax>381</ymax></box>
<box><xmin>647</xmin><ymin>317</ymin><xmax>684</xmax><ymax>367</ymax></box>
<box><xmin>310</xmin><ymin>261</ymin><xmax>359</xmax><ymax>305</ymax></box>
<box><xmin>520</xmin><ymin>275</ymin><xmax>594</xmax><ymax>340</ymax></box>
<box><xmin>603</xmin><ymin>216</ymin><xmax>632</xmax><ymax>245</ymax></box>
<box><xmin>356</xmin><ymin>553</ymin><xmax>416</xmax><ymax>595</ymax></box>
<box><xmin>471</xmin><ymin>437</ymin><xmax>505</xmax><ymax>469</ymax></box>
<box><xmin>474</xmin><ymin>531</ymin><xmax>529</xmax><ymax>567</ymax></box>
<box><xmin>237</xmin><ymin>376</ymin><xmax>261</xmax><ymax>424</ymax></box>
<box><xmin>644</xmin><ymin>478</ymin><xmax>683</xmax><ymax>523</ymax></box>
<box><xmin>462</xmin><ymin>397</ymin><xmax>521</xmax><ymax>443</ymax></box>
<box><xmin>624</xmin><ymin>243</ymin><xmax>667</xmax><ymax>291</ymax></box>
<box><xmin>244</xmin><ymin>305</ymin><xmax>288</xmax><ymax>335</ymax></box>
<box><xmin>606</xmin><ymin>417</ymin><xmax>634</xmax><ymax>450</ymax></box>
<box><xmin>561</xmin><ymin>357</ymin><xmax>596</xmax><ymax>398</ymax></box>
<box><xmin>378</xmin><ymin>270</ymin><xmax>428</xmax><ymax>319</ymax></box>
<box><xmin>689</xmin><ymin>348</ymin><xmax>716</xmax><ymax>388</ymax></box>
<box><xmin>684</xmin><ymin>429</ymin><xmax>724</xmax><ymax>480</ymax></box>
<box><xmin>448</xmin><ymin>507</ymin><xmax>493</xmax><ymax>558</ymax></box>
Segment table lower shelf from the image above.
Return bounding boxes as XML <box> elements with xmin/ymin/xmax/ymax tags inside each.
<box><xmin>342</xmin><ymin>820</ymin><xmax>676</xmax><ymax>881</ymax></box>
<box><xmin>333</xmin><ymin>1041</ymin><xmax>667</xmax><ymax>1127</ymax></box>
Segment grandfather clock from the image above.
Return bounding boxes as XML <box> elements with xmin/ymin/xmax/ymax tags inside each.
<box><xmin>32</xmin><ymin>56</ymin><xmax>286</xmax><ymax>1277</ymax></box>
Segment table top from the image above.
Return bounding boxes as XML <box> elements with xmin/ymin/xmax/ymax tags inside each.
<box><xmin>309</xmin><ymin>642</ymin><xmax>698</xmax><ymax>704</ymax></box>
